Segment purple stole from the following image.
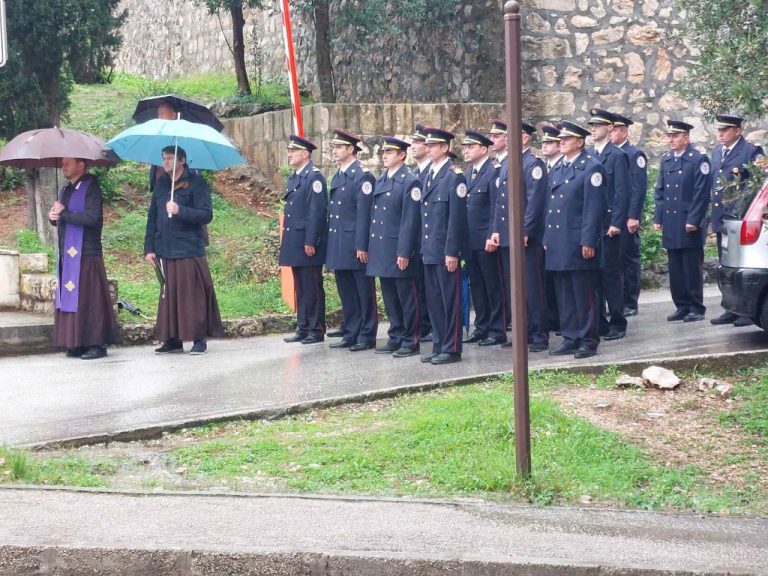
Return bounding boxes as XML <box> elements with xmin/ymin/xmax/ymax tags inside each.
<box><xmin>56</xmin><ymin>178</ymin><xmax>92</xmax><ymax>313</ymax></box>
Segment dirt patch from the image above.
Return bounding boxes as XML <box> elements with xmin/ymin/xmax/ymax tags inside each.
<box><xmin>214</xmin><ymin>165</ymin><xmax>281</xmax><ymax>219</ymax></box>
<box><xmin>0</xmin><ymin>188</ymin><xmax>28</xmax><ymax>248</ymax></box>
<box><xmin>548</xmin><ymin>379</ymin><xmax>767</xmax><ymax>494</ymax></box>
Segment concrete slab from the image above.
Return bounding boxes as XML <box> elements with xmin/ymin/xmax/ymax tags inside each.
<box><xmin>0</xmin><ymin>311</ymin><xmax>54</xmax><ymax>356</ymax></box>
<box><xmin>1</xmin><ymin>289</ymin><xmax>767</xmax><ymax>448</ymax></box>
<box><xmin>0</xmin><ymin>488</ymin><xmax>766</xmax><ymax>575</ymax></box>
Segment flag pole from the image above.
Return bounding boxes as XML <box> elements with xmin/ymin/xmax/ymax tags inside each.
<box><xmin>279</xmin><ymin>0</ymin><xmax>304</xmax><ymax>136</ymax></box>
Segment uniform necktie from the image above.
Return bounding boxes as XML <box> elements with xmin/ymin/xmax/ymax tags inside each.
<box><xmin>563</xmin><ymin>160</ymin><xmax>570</xmax><ymax>168</ymax></box>
<box><xmin>471</xmin><ymin>168</ymin><xmax>477</xmax><ymax>180</ymax></box>
<box><xmin>722</xmin><ymin>148</ymin><xmax>730</xmax><ymax>160</ymax></box>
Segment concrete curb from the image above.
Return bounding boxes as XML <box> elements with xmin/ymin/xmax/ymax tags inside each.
<box><xmin>25</xmin><ymin>348</ymin><xmax>768</xmax><ymax>450</ymax></box>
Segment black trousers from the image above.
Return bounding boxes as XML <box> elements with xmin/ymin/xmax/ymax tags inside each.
<box><xmin>622</xmin><ymin>230</ymin><xmax>642</xmax><ymax>311</ymax></box>
<box><xmin>424</xmin><ymin>263</ymin><xmax>463</xmax><ymax>355</ymax></box>
<box><xmin>335</xmin><ymin>269</ymin><xmax>378</xmax><ymax>345</ymax></box>
<box><xmin>597</xmin><ymin>234</ymin><xmax>627</xmax><ymax>331</ymax></box>
<box><xmin>668</xmin><ymin>247</ymin><xmax>705</xmax><ymax>315</ymax></box>
<box><xmin>415</xmin><ymin>258</ymin><xmax>432</xmax><ymax>337</ymax></box>
<box><xmin>525</xmin><ymin>244</ymin><xmax>549</xmax><ymax>346</ymax></box>
<box><xmin>466</xmin><ymin>249</ymin><xmax>506</xmax><ymax>340</ymax></box>
<box><xmin>380</xmin><ymin>276</ymin><xmax>420</xmax><ymax>349</ymax></box>
<box><xmin>552</xmin><ymin>269</ymin><xmax>599</xmax><ymax>351</ymax></box>
<box><xmin>499</xmin><ymin>246</ymin><xmax>511</xmax><ymax>328</ymax></box>
<box><xmin>293</xmin><ymin>265</ymin><xmax>326</xmax><ymax>337</ymax></box>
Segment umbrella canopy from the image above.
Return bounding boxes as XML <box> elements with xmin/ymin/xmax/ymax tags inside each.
<box><xmin>132</xmin><ymin>94</ymin><xmax>224</xmax><ymax>132</ymax></box>
<box><xmin>106</xmin><ymin>118</ymin><xmax>246</xmax><ymax>171</ymax></box>
<box><xmin>0</xmin><ymin>127</ymin><xmax>118</xmax><ymax>168</ymax></box>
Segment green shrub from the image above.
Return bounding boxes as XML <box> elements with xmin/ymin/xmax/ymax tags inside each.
<box><xmin>640</xmin><ymin>166</ymin><xmax>665</xmax><ymax>268</ymax></box>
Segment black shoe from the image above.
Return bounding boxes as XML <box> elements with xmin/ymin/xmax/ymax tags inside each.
<box><xmin>155</xmin><ymin>339</ymin><xmax>183</xmax><ymax>354</ymax></box>
<box><xmin>284</xmin><ymin>333</ymin><xmax>308</xmax><ymax>343</ymax></box>
<box><xmin>463</xmin><ymin>333</ymin><xmax>484</xmax><ymax>344</ymax></box>
<box><xmin>431</xmin><ymin>352</ymin><xmax>461</xmax><ymax>365</ymax></box>
<box><xmin>350</xmin><ymin>342</ymin><xmax>374</xmax><ymax>352</ymax></box>
<box><xmin>501</xmin><ymin>341</ymin><xmax>513</xmax><ymax>349</ymax></box>
<box><xmin>300</xmin><ymin>335</ymin><xmax>324</xmax><ymax>344</ymax></box>
<box><xmin>421</xmin><ymin>332</ymin><xmax>433</xmax><ymax>342</ymax></box>
<box><xmin>392</xmin><ymin>346</ymin><xmax>420</xmax><ymax>358</ymax></box>
<box><xmin>734</xmin><ymin>316</ymin><xmax>753</xmax><ymax>327</ymax></box>
<box><xmin>623</xmin><ymin>307</ymin><xmax>638</xmax><ymax>317</ymax></box>
<box><xmin>603</xmin><ymin>328</ymin><xmax>626</xmax><ymax>341</ymax></box>
<box><xmin>667</xmin><ymin>309</ymin><xmax>687</xmax><ymax>322</ymax></box>
<box><xmin>598</xmin><ymin>326</ymin><xmax>610</xmax><ymax>337</ymax></box>
<box><xmin>375</xmin><ymin>342</ymin><xmax>400</xmax><ymax>354</ymax></box>
<box><xmin>529</xmin><ymin>342</ymin><xmax>548</xmax><ymax>352</ymax></box>
<box><xmin>329</xmin><ymin>340</ymin><xmax>354</xmax><ymax>349</ymax></box>
<box><xmin>550</xmin><ymin>342</ymin><xmax>577</xmax><ymax>356</ymax></box>
<box><xmin>65</xmin><ymin>347</ymin><xmax>85</xmax><ymax>358</ymax></box>
<box><xmin>190</xmin><ymin>340</ymin><xmax>207</xmax><ymax>355</ymax></box>
<box><xmin>326</xmin><ymin>328</ymin><xmax>344</xmax><ymax>338</ymax></box>
<box><xmin>81</xmin><ymin>345</ymin><xmax>107</xmax><ymax>360</ymax></box>
<box><xmin>683</xmin><ymin>312</ymin><xmax>705</xmax><ymax>323</ymax></box>
<box><xmin>421</xmin><ymin>353</ymin><xmax>437</xmax><ymax>363</ymax></box>
<box><xmin>478</xmin><ymin>337</ymin><xmax>506</xmax><ymax>346</ymax></box>
<box><xmin>710</xmin><ymin>311</ymin><xmax>738</xmax><ymax>325</ymax></box>
<box><xmin>573</xmin><ymin>345</ymin><xmax>597</xmax><ymax>359</ymax></box>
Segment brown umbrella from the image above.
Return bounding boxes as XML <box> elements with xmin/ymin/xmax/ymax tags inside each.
<box><xmin>0</xmin><ymin>127</ymin><xmax>118</xmax><ymax>168</ymax></box>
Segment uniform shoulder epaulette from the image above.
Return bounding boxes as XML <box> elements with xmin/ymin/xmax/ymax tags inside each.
<box><xmin>361</xmin><ymin>166</ymin><xmax>370</xmax><ymax>173</ymax></box>
<box><xmin>313</xmin><ymin>167</ymin><xmax>321</xmax><ymax>172</ymax></box>
<box><xmin>452</xmin><ymin>166</ymin><xmax>463</xmax><ymax>174</ymax></box>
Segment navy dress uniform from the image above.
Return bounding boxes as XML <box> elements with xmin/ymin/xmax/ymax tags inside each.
<box><xmin>611</xmin><ymin>113</ymin><xmax>648</xmax><ymax>316</ymax></box>
<box><xmin>587</xmin><ymin>108</ymin><xmax>630</xmax><ymax>339</ymax></box>
<box><xmin>279</xmin><ymin>135</ymin><xmax>328</xmax><ymax>342</ymax></box>
<box><xmin>462</xmin><ymin>130</ymin><xmax>506</xmax><ymax>346</ymax></box>
<box><xmin>367</xmin><ymin>137</ymin><xmax>422</xmax><ymax>356</ymax></box>
<box><xmin>489</xmin><ymin>119</ymin><xmax>511</xmax><ymax>329</ymax></box>
<box><xmin>541</xmin><ymin>125</ymin><xmax>563</xmax><ymax>334</ymax></box>
<box><xmin>325</xmin><ymin>129</ymin><xmax>378</xmax><ymax>350</ymax></box>
<box><xmin>544</xmin><ymin>121</ymin><xmax>608</xmax><ymax>358</ymax></box>
<box><xmin>653</xmin><ymin>120</ymin><xmax>711</xmax><ymax>321</ymax></box>
<box><xmin>411</xmin><ymin>123</ymin><xmax>433</xmax><ymax>341</ymax></box>
<box><xmin>421</xmin><ymin>128</ymin><xmax>469</xmax><ymax>363</ymax></box>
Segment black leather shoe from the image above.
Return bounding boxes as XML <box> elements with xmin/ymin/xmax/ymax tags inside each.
<box><xmin>431</xmin><ymin>352</ymin><xmax>461</xmax><ymax>365</ymax></box>
<box><xmin>65</xmin><ymin>347</ymin><xmax>85</xmax><ymax>358</ymax></box>
<box><xmin>501</xmin><ymin>341</ymin><xmax>513</xmax><ymax>349</ymax></box>
<box><xmin>550</xmin><ymin>343</ymin><xmax>577</xmax><ymax>356</ymax></box>
<box><xmin>603</xmin><ymin>328</ymin><xmax>626</xmax><ymax>341</ymax></box>
<box><xmin>421</xmin><ymin>332</ymin><xmax>433</xmax><ymax>342</ymax></box>
<box><xmin>463</xmin><ymin>333</ymin><xmax>484</xmax><ymax>344</ymax></box>
<box><xmin>155</xmin><ymin>339</ymin><xmax>183</xmax><ymax>354</ymax></box>
<box><xmin>326</xmin><ymin>328</ymin><xmax>344</xmax><ymax>338</ymax></box>
<box><xmin>329</xmin><ymin>340</ymin><xmax>353</xmax><ymax>349</ymax></box>
<box><xmin>573</xmin><ymin>345</ymin><xmax>596</xmax><ymax>359</ymax></box>
<box><xmin>667</xmin><ymin>309</ymin><xmax>687</xmax><ymax>322</ymax></box>
<box><xmin>623</xmin><ymin>307</ymin><xmax>638</xmax><ymax>317</ymax></box>
<box><xmin>734</xmin><ymin>316</ymin><xmax>753</xmax><ymax>327</ymax></box>
<box><xmin>392</xmin><ymin>346</ymin><xmax>420</xmax><ymax>358</ymax></box>
<box><xmin>350</xmin><ymin>342</ymin><xmax>374</xmax><ymax>352</ymax></box>
<box><xmin>683</xmin><ymin>312</ymin><xmax>705</xmax><ymax>322</ymax></box>
<box><xmin>710</xmin><ymin>311</ymin><xmax>738</xmax><ymax>325</ymax></box>
<box><xmin>529</xmin><ymin>342</ymin><xmax>548</xmax><ymax>353</ymax></box>
<box><xmin>81</xmin><ymin>345</ymin><xmax>107</xmax><ymax>360</ymax></box>
<box><xmin>479</xmin><ymin>337</ymin><xmax>506</xmax><ymax>347</ymax></box>
<box><xmin>598</xmin><ymin>325</ymin><xmax>610</xmax><ymax>337</ymax></box>
<box><xmin>375</xmin><ymin>342</ymin><xmax>400</xmax><ymax>354</ymax></box>
<box><xmin>284</xmin><ymin>333</ymin><xmax>307</xmax><ymax>343</ymax></box>
<box><xmin>421</xmin><ymin>353</ymin><xmax>437</xmax><ymax>363</ymax></box>
<box><xmin>300</xmin><ymin>335</ymin><xmax>324</xmax><ymax>344</ymax></box>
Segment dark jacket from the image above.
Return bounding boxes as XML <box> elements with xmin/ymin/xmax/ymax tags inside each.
<box><xmin>465</xmin><ymin>157</ymin><xmax>497</xmax><ymax>253</ymax></box>
<box><xmin>420</xmin><ymin>160</ymin><xmax>469</xmax><ymax>265</ymax></box>
<box><xmin>490</xmin><ymin>155</ymin><xmax>510</xmax><ymax>247</ymax></box>
<box><xmin>589</xmin><ymin>143</ymin><xmax>630</xmax><ymax>232</ymax></box>
<box><xmin>522</xmin><ymin>148</ymin><xmax>548</xmax><ymax>245</ymax></box>
<box><xmin>51</xmin><ymin>174</ymin><xmax>104</xmax><ymax>257</ymax></box>
<box><xmin>278</xmin><ymin>161</ymin><xmax>328</xmax><ymax>267</ymax></box>
<box><xmin>543</xmin><ymin>151</ymin><xmax>607</xmax><ymax>271</ymax></box>
<box><xmin>618</xmin><ymin>141</ymin><xmax>648</xmax><ymax>221</ymax></box>
<box><xmin>654</xmin><ymin>145</ymin><xmax>711</xmax><ymax>250</ymax></box>
<box><xmin>143</xmin><ymin>166</ymin><xmax>213</xmax><ymax>259</ymax></box>
<box><xmin>710</xmin><ymin>138</ymin><xmax>764</xmax><ymax>233</ymax></box>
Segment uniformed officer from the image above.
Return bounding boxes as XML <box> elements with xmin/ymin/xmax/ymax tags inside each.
<box><xmin>540</xmin><ymin>124</ymin><xmax>563</xmax><ymax>334</ymax></box>
<box><xmin>325</xmin><ymin>129</ymin><xmax>378</xmax><ymax>351</ymax></box>
<box><xmin>367</xmin><ymin>136</ymin><xmax>422</xmax><ymax>358</ymax></box>
<box><xmin>485</xmin><ymin>119</ymin><xmax>510</xmax><ymax>331</ymax></box>
<box><xmin>461</xmin><ymin>129</ymin><xmax>506</xmax><ymax>347</ymax></box>
<box><xmin>410</xmin><ymin>123</ymin><xmax>433</xmax><ymax>342</ymax></box>
<box><xmin>279</xmin><ymin>135</ymin><xmax>328</xmax><ymax>344</ymax></box>
<box><xmin>709</xmin><ymin>113</ymin><xmax>764</xmax><ymax>326</ymax></box>
<box><xmin>608</xmin><ymin>112</ymin><xmax>648</xmax><ymax>318</ymax></box>
<box><xmin>544</xmin><ymin>121</ymin><xmax>607</xmax><ymax>359</ymax></box>
<box><xmin>420</xmin><ymin>128</ymin><xmax>469</xmax><ymax>365</ymax></box>
<box><xmin>588</xmin><ymin>108</ymin><xmax>630</xmax><ymax>341</ymax></box>
<box><xmin>653</xmin><ymin>120</ymin><xmax>711</xmax><ymax>322</ymax></box>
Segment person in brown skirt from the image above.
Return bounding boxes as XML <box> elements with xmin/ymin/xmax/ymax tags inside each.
<box><xmin>48</xmin><ymin>157</ymin><xmax>118</xmax><ymax>360</ymax></box>
<box><xmin>144</xmin><ymin>146</ymin><xmax>224</xmax><ymax>355</ymax></box>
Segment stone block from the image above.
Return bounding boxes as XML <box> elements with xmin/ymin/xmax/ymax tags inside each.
<box><xmin>572</xmin><ymin>15</ymin><xmax>598</xmax><ymax>28</ymax></box>
<box><xmin>522</xmin><ymin>36</ymin><xmax>572</xmax><ymax>61</ymax></box>
<box><xmin>563</xmin><ymin>66</ymin><xmax>583</xmax><ymax>89</ymax></box>
<box><xmin>592</xmin><ymin>27</ymin><xmax>624</xmax><ymax>45</ymax></box>
<box><xmin>20</xmin><ymin>273</ymin><xmax>57</xmax><ymax>304</ymax></box>
<box><xmin>624</xmin><ymin>52</ymin><xmax>645</xmax><ymax>84</ymax></box>
<box><xmin>610</xmin><ymin>0</ymin><xmax>636</xmax><ymax>16</ymax></box>
<box><xmin>528</xmin><ymin>91</ymin><xmax>575</xmax><ymax>116</ymax></box>
<box><xmin>658</xmin><ymin>92</ymin><xmax>687</xmax><ymax>112</ymax></box>
<box><xmin>594</xmin><ymin>67</ymin><xmax>615</xmax><ymax>83</ymax></box>
<box><xmin>0</xmin><ymin>250</ymin><xmax>20</xmax><ymax>310</ymax></box>
<box><xmin>654</xmin><ymin>48</ymin><xmax>672</xmax><ymax>81</ymax></box>
<box><xmin>526</xmin><ymin>12</ymin><xmax>551</xmax><ymax>32</ymax></box>
<box><xmin>528</xmin><ymin>0</ymin><xmax>576</xmax><ymax>10</ymax></box>
<box><xmin>628</xmin><ymin>22</ymin><xmax>663</xmax><ymax>45</ymax></box>
<box><xmin>575</xmin><ymin>33</ymin><xmax>589</xmax><ymax>55</ymax></box>
<box><xmin>18</xmin><ymin>253</ymin><xmax>48</xmax><ymax>274</ymax></box>
<box><xmin>541</xmin><ymin>65</ymin><xmax>558</xmax><ymax>87</ymax></box>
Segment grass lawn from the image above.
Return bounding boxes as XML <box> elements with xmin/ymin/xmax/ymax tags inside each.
<box><xmin>3</xmin><ymin>366</ymin><xmax>766</xmax><ymax>515</ymax></box>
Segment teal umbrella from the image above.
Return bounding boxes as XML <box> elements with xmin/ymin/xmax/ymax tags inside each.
<box><xmin>106</xmin><ymin>118</ymin><xmax>246</xmax><ymax>171</ymax></box>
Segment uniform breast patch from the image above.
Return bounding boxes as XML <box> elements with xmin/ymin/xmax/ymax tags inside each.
<box><xmin>457</xmin><ymin>183</ymin><xmax>468</xmax><ymax>198</ymax></box>
<box><xmin>531</xmin><ymin>166</ymin><xmax>543</xmax><ymax>180</ymax></box>
<box><xmin>701</xmin><ymin>162</ymin><xmax>710</xmax><ymax>175</ymax></box>
<box><xmin>313</xmin><ymin>180</ymin><xmax>323</xmax><ymax>193</ymax></box>
<box><xmin>362</xmin><ymin>181</ymin><xmax>373</xmax><ymax>195</ymax></box>
<box><xmin>590</xmin><ymin>172</ymin><xmax>603</xmax><ymax>187</ymax></box>
<box><xmin>637</xmin><ymin>156</ymin><xmax>646</xmax><ymax>168</ymax></box>
<box><xmin>411</xmin><ymin>187</ymin><xmax>421</xmax><ymax>201</ymax></box>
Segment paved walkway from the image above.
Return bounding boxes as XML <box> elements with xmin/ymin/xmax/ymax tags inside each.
<box><xmin>1</xmin><ymin>488</ymin><xmax>766</xmax><ymax>575</ymax></box>
<box><xmin>2</xmin><ymin>288</ymin><xmax>768</xmax><ymax>447</ymax></box>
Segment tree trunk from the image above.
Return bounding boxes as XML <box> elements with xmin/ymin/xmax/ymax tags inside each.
<box><xmin>231</xmin><ymin>5</ymin><xmax>252</xmax><ymax>95</ymax></box>
<box><xmin>313</xmin><ymin>1</ymin><xmax>335</xmax><ymax>103</ymax></box>
<box><xmin>26</xmin><ymin>168</ymin><xmax>59</xmax><ymax>248</ymax></box>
